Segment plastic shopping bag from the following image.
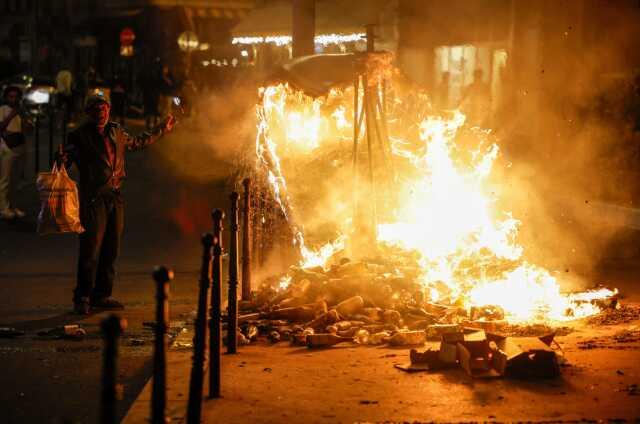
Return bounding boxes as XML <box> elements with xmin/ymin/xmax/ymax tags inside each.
<box><xmin>36</xmin><ymin>163</ymin><xmax>84</xmax><ymax>235</ymax></box>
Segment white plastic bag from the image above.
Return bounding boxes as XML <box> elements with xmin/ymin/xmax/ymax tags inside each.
<box><xmin>36</xmin><ymin>163</ymin><xmax>84</xmax><ymax>234</ymax></box>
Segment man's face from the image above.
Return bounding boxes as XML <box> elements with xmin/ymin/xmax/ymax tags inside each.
<box><xmin>5</xmin><ymin>91</ymin><xmax>19</xmax><ymax>107</ymax></box>
<box><xmin>88</xmin><ymin>103</ymin><xmax>110</xmax><ymax>128</ymax></box>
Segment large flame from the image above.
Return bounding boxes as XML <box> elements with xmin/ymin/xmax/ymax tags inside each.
<box><xmin>255</xmin><ymin>83</ymin><xmax>616</xmax><ymax>323</ymax></box>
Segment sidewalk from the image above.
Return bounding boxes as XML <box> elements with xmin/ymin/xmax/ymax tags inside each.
<box><xmin>123</xmin><ymin>316</ymin><xmax>640</xmax><ymax>423</ymax></box>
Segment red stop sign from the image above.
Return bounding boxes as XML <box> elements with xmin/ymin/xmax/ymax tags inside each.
<box><xmin>120</xmin><ymin>28</ymin><xmax>135</xmax><ymax>46</ymax></box>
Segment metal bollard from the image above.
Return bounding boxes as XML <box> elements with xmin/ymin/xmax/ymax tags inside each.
<box><xmin>241</xmin><ymin>178</ymin><xmax>252</xmax><ymax>301</ymax></box>
<box><xmin>151</xmin><ymin>265</ymin><xmax>173</xmax><ymax>424</ymax></box>
<box><xmin>34</xmin><ymin>115</ymin><xmax>40</xmax><ymax>173</ymax></box>
<box><xmin>101</xmin><ymin>314</ymin><xmax>127</xmax><ymax>424</ymax></box>
<box><xmin>187</xmin><ymin>234</ymin><xmax>213</xmax><ymax>423</ymax></box>
<box><xmin>48</xmin><ymin>108</ymin><xmax>54</xmax><ymax>167</ymax></box>
<box><xmin>227</xmin><ymin>192</ymin><xmax>239</xmax><ymax>354</ymax></box>
<box><xmin>209</xmin><ymin>209</ymin><xmax>224</xmax><ymax>398</ymax></box>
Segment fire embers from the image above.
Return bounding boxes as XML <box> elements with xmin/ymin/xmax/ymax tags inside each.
<box><xmin>403</xmin><ymin>327</ymin><xmax>563</xmax><ymax>379</ymax></box>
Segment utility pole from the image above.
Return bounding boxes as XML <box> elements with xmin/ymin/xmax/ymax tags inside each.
<box><xmin>31</xmin><ymin>0</ymin><xmax>39</xmax><ymax>74</ymax></box>
<box><xmin>292</xmin><ymin>0</ymin><xmax>315</xmax><ymax>57</ymax></box>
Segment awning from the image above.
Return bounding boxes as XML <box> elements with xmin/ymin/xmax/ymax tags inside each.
<box><xmin>232</xmin><ymin>0</ymin><xmax>385</xmax><ymax>37</ymax></box>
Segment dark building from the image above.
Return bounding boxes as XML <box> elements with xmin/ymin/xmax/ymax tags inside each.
<box><xmin>0</xmin><ymin>0</ymin><xmax>255</xmax><ymax>82</ymax></box>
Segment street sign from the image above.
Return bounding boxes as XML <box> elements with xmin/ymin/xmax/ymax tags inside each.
<box><xmin>120</xmin><ymin>28</ymin><xmax>135</xmax><ymax>46</ymax></box>
<box><xmin>177</xmin><ymin>31</ymin><xmax>199</xmax><ymax>52</ymax></box>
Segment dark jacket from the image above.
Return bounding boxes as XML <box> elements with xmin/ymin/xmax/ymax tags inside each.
<box><xmin>65</xmin><ymin>120</ymin><xmax>164</xmax><ymax>201</ymax></box>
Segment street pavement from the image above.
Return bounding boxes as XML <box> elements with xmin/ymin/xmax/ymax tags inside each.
<box><xmin>123</xmin><ymin>319</ymin><xmax>640</xmax><ymax>423</ymax></box>
<box><xmin>0</xmin><ymin>119</ymin><xmax>238</xmax><ymax>423</ymax></box>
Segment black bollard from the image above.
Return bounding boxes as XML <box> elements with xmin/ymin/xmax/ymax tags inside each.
<box><xmin>227</xmin><ymin>192</ymin><xmax>239</xmax><ymax>354</ymax></box>
<box><xmin>152</xmin><ymin>266</ymin><xmax>173</xmax><ymax>424</ymax></box>
<box><xmin>187</xmin><ymin>234</ymin><xmax>213</xmax><ymax>423</ymax></box>
<box><xmin>101</xmin><ymin>314</ymin><xmax>127</xmax><ymax>424</ymax></box>
<box><xmin>241</xmin><ymin>178</ymin><xmax>252</xmax><ymax>301</ymax></box>
<box><xmin>62</xmin><ymin>106</ymin><xmax>68</xmax><ymax>146</ymax></box>
<box><xmin>209</xmin><ymin>209</ymin><xmax>224</xmax><ymax>398</ymax></box>
<box><xmin>48</xmin><ymin>107</ymin><xmax>54</xmax><ymax>167</ymax></box>
<box><xmin>34</xmin><ymin>115</ymin><xmax>40</xmax><ymax>173</ymax></box>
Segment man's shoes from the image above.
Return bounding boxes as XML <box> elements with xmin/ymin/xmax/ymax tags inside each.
<box><xmin>74</xmin><ymin>297</ymin><xmax>91</xmax><ymax>315</ymax></box>
<box><xmin>90</xmin><ymin>297</ymin><xmax>125</xmax><ymax>310</ymax></box>
<box><xmin>0</xmin><ymin>208</ymin><xmax>16</xmax><ymax>220</ymax></box>
<box><xmin>11</xmin><ymin>208</ymin><xmax>25</xmax><ymax>218</ymax></box>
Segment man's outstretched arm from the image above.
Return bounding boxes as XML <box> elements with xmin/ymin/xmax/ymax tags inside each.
<box><xmin>119</xmin><ymin>114</ymin><xmax>176</xmax><ymax>151</ymax></box>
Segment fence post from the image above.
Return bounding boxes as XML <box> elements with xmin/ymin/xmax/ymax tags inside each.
<box><xmin>101</xmin><ymin>314</ymin><xmax>126</xmax><ymax>424</ymax></box>
<box><xmin>209</xmin><ymin>209</ymin><xmax>223</xmax><ymax>398</ymax></box>
<box><xmin>151</xmin><ymin>265</ymin><xmax>173</xmax><ymax>424</ymax></box>
<box><xmin>241</xmin><ymin>178</ymin><xmax>252</xmax><ymax>301</ymax></box>
<box><xmin>187</xmin><ymin>234</ymin><xmax>213</xmax><ymax>423</ymax></box>
<box><xmin>227</xmin><ymin>192</ymin><xmax>239</xmax><ymax>354</ymax></box>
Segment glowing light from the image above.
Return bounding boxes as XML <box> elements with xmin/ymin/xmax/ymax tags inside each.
<box><xmin>26</xmin><ymin>89</ymin><xmax>50</xmax><ymax>104</ymax></box>
<box><xmin>232</xmin><ymin>33</ymin><xmax>366</xmax><ymax>46</ymax></box>
<box><xmin>240</xmin><ymin>50</ymin><xmax>249</xmax><ymax>57</ymax></box>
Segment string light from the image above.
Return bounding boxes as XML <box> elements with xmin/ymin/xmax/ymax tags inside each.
<box><xmin>232</xmin><ymin>33</ymin><xmax>365</xmax><ymax>47</ymax></box>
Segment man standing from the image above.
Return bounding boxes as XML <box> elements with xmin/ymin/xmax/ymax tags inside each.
<box><xmin>60</xmin><ymin>95</ymin><xmax>175</xmax><ymax>314</ymax></box>
<box><xmin>0</xmin><ymin>86</ymin><xmax>26</xmax><ymax>220</ymax></box>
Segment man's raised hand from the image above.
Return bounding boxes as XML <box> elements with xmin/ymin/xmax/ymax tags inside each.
<box><xmin>163</xmin><ymin>114</ymin><xmax>176</xmax><ymax>133</ymax></box>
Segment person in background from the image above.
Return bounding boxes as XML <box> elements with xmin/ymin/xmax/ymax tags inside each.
<box><xmin>139</xmin><ymin>66</ymin><xmax>160</xmax><ymax>130</ymax></box>
<box><xmin>461</xmin><ymin>69</ymin><xmax>491</xmax><ymax>126</ymax></box>
<box><xmin>0</xmin><ymin>86</ymin><xmax>26</xmax><ymax>219</ymax></box>
<box><xmin>56</xmin><ymin>67</ymin><xmax>74</xmax><ymax>119</ymax></box>
<box><xmin>158</xmin><ymin>64</ymin><xmax>175</xmax><ymax>118</ymax></box>
<box><xmin>436</xmin><ymin>71</ymin><xmax>450</xmax><ymax>110</ymax></box>
<box><xmin>58</xmin><ymin>95</ymin><xmax>175</xmax><ymax>314</ymax></box>
<box><xmin>110</xmin><ymin>73</ymin><xmax>126</xmax><ymax>125</ymax></box>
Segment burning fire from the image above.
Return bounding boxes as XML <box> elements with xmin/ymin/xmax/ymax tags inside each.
<box><xmin>255</xmin><ymin>83</ymin><xmax>616</xmax><ymax>323</ymax></box>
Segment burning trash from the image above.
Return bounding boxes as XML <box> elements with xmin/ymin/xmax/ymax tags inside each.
<box><xmin>232</xmin><ymin>53</ymin><xmax>620</xmax><ymax>356</ymax></box>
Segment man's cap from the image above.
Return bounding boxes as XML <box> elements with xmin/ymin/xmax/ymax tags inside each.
<box><xmin>85</xmin><ymin>95</ymin><xmax>110</xmax><ymax>111</ymax></box>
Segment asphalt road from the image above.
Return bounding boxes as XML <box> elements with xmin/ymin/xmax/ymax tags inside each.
<box><xmin>0</xmin><ymin>120</ymin><xmax>239</xmax><ymax>423</ymax></box>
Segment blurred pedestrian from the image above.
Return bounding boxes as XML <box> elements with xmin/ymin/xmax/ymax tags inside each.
<box><xmin>435</xmin><ymin>71</ymin><xmax>450</xmax><ymax>110</ymax></box>
<box><xmin>56</xmin><ymin>67</ymin><xmax>74</xmax><ymax>117</ymax></box>
<box><xmin>461</xmin><ymin>69</ymin><xmax>491</xmax><ymax>126</ymax></box>
<box><xmin>0</xmin><ymin>86</ymin><xmax>26</xmax><ymax>219</ymax></box>
<box><xmin>110</xmin><ymin>73</ymin><xmax>126</xmax><ymax>125</ymax></box>
<box><xmin>159</xmin><ymin>65</ymin><xmax>175</xmax><ymax>118</ymax></box>
<box><xmin>139</xmin><ymin>68</ymin><xmax>159</xmax><ymax>130</ymax></box>
<box><xmin>58</xmin><ymin>95</ymin><xmax>176</xmax><ymax>314</ymax></box>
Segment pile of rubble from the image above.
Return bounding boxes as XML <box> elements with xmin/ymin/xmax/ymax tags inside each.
<box><xmin>399</xmin><ymin>328</ymin><xmax>562</xmax><ymax>379</ymax></box>
<box><xmin>233</xmin><ymin>254</ymin><xmax>616</xmax><ymax>361</ymax></box>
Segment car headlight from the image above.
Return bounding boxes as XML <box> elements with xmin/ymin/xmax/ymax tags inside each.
<box><xmin>25</xmin><ymin>88</ymin><xmax>51</xmax><ymax>105</ymax></box>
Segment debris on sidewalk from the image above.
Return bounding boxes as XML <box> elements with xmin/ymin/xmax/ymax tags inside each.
<box><xmin>0</xmin><ymin>327</ymin><xmax>26</xmax><ymax>338</ymax></box>
<box><xmin>37</xmin><ymin>325</ymin><xmax>86</xmax><ymax>340</ymax></box>
<box><xmin>228</xmin><ymin>255</ymin><xmax>619</xmax><ymax>354</ymax></box>
<box><xmin>398</xmin><ymin>326</ymin><xmax>562</xmax><ymax>379</ymax></box>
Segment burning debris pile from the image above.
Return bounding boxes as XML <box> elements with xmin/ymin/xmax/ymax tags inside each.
<box><xmin>236</xmin><ymin>54</ymin><xmax>619</xmax><ymax>354</ymax></box>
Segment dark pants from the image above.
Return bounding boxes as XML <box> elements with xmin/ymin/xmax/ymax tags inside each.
<box><xmin>73</xmin><ymin>191</ymin><xmax>124</xmax><ymax>303</ymax></box>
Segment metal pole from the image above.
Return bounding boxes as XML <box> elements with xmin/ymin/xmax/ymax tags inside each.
<box><xmin>363</xmin><ymin>80</ymin><xmax>377</xmax><ymax>233</ymax></box>
<box><xmin>241</xmin><ymin>178</ymin><xmax>252</xmax><ymax>301</ymax></box>
<box><xmin>209</xmin><ymin>209</ymin><xmax>223</xmax><ymax>398</ymax></box>
<box><xmin>101</xmin><ymin>315</ymin><xmax>126</xmax><ymax>424</ymax></box>
<box><xmin>48</xmin><ymin>107</ymin><xmax>54</xmax><ymax>167</ymax></box>
<box><xmin>62</xmin><ymin>106</ymin><xmax>68</xmax><ymax>146</ymax></box>
<box><xmin>151</xmin><ymin>266</ymin><xmax>173</xmax><ymax>424</ymax></box>
<box><xmin>227</xmin><ymin>192</ymin><xmax>239</xmax><ymax>354</ymax></box>
<box><xmin>187</xmin><ymin>234</ymin><xmax>213</xmax><ymax>423</ymax></box>
<box><xmin>366</xmin><ymin>24</ymin><xmax>375</xmax><ymax>52</ymax></box>
<box><xmin>34</xmin><ymin>115</ymin><xmax>40</xmax><ymax>173</ymax></box>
